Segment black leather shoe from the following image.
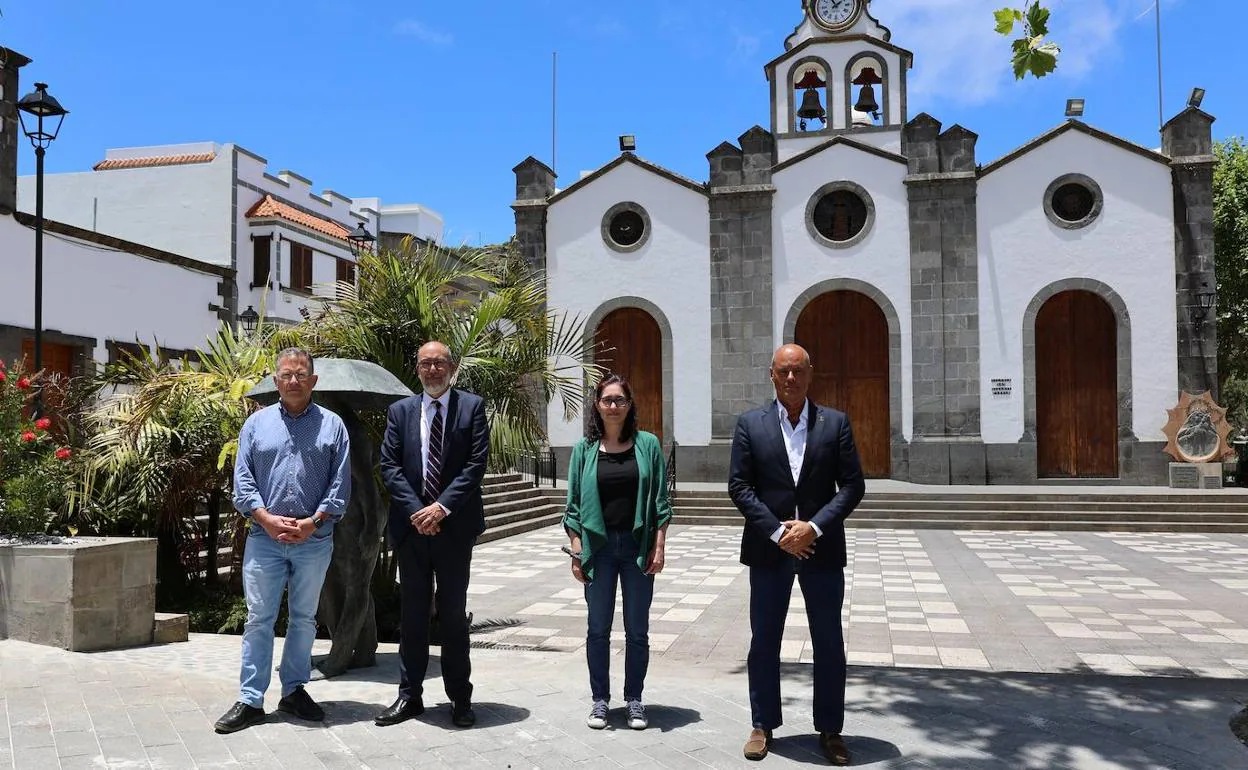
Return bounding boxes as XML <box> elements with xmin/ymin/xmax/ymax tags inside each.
<box><xmin>451</xmin><ymin>701</ymin><xmax>476</xmax><ymax>728</ymax></box>
<box><xmin>214</xmin><ymin>702</ymin><xmax>265</xmax><ymax>734</ymax></box>
<box><xmin>278</xmin><ymin>686</ymin><xmax>324</xmax><ymax>722</ymax></box>
<box><xmin>374</xmin><ymin>697</ymin><xmax>424</xmax><ymax>727</ymax></box>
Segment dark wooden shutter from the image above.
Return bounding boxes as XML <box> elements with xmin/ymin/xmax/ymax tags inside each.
<box><xmin>252</xmin><ymin>236</ymin><xmax>271</xmax><ymax>287</ymax></box>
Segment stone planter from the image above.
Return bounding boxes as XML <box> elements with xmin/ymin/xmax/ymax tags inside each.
<box><xmin>0</xmin><ymin>537</ymin><xmax>156</xmax><ymax>651</ymax></box>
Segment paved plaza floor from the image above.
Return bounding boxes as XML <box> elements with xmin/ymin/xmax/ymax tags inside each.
<box><xmin>3</xmin><ymin>524</ymin><xmax>1248</xmax><ymax>768</ymax></box>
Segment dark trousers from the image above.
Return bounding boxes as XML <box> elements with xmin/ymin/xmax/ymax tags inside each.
<box><xmin>396</xmin><ymin>534</ymin><xmax>474</xmax><ymax>704</ymax></box>
<box><xmin>747</xmin><ymin>561</ymin><xmax>846</xmax><ymax>733</ymax></box>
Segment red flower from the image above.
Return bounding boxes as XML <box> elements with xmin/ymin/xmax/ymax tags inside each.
<box><xmin>20</xmin><ymin>431</ymin><xmax>36</xmax><ymax>443</ymax></box>
<box><xmin>0</xmin><ymin>371</ymin><xmax>6</xmax><ymax>383</ymax></box>
<box><xmin>34</xmin><ymin>417</ymin><xmax>52</xmax><ymax>431</ymax></box>
<box><xmin>15</xmin><ymin>377</ymin><xmax>30</xmax><ymax>390</ymax></box>
<box><xmin>55</xmin><ymin>447</ymin><xmax>72</xmax><ymax>461</ymax></box>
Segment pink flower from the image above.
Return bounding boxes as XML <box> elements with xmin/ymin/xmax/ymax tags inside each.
<box><xmin>34</xmin><ymin>417</ymin><xmax>52</xmax><ymax>431</ymax></box>
<box><xmin>0</xmin><ymin>371</ymin><xmax>6</xmax><ymax>383</ymax></box>
<box><xmin>15</xmin><ymin>377</ymin><xmax>30</xmax><ymax>390</ymax></box>
<box><xmin>20</xmin><ymin>431</ymin><xmax>36</xmax><ymax>443</ymax></box>
<box><xmin>55</xmin><ymin>447</ymin><xmax>71</xmax><ymax>461</ymax></box>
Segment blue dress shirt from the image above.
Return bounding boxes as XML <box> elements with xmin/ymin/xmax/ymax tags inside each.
<box><xmin>233</xmin><ymin>401</ymin><xmax>352</xmax><ymax>539</ymax></box>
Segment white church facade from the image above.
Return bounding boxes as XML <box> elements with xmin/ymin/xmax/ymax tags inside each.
<box><xmin>514</xmin><ymin>0</ymin><xmax>1217</xmax><ymax>485</ymax></box>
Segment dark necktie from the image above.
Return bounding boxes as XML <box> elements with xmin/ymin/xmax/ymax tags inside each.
<box><xmin>423</xmin><ymin>401</ymin><xmax>444</xmax><ymax>502</ymax></box>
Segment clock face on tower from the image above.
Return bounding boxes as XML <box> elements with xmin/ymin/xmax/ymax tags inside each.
<box><xmin>811</xmin><ymin>0</ymin><xmax>862</xmax><ymax>32</ymax></box>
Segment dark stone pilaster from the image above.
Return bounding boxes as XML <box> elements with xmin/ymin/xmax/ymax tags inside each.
<box><xmin>511</xmin><ymin>156</ymin><xmax>557</xmax><ymax>275</ymax></box>
<box><xmin>1162</xmin><ymin>108</ymin><xmax>1218</xmax><ymax>398</ymax></box>
<box><xmin>903</xmin><ymin>115</ymin><xmax>985</xmax><ymax>483</ymax></box>
<box><xmin>0</xmin><ymin>48</ymin><xmax>33</xmax><ymax>215</ymax></box>
<box><xmin>707</xmin><ymin>128</ymin><xmax>776</xmax><ymax>439</ymax></box>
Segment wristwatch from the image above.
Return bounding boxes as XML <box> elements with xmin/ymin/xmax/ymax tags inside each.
<box><xmin>311</xmin><ymin>512</ymin><xmax>327</xmax><ymax>529</ymax></box>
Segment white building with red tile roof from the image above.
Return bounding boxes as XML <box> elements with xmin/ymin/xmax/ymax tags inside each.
<box><xmin>18</xmin><ymin>141</ymin><xmax>443</xmax><ymax>327</ymax></box>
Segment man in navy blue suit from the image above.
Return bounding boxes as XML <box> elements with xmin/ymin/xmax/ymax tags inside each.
<box><xmin>375</xmin><ymin>340</ymin><xmax>489</xmax><ymax>729</ymax></box>
<box><xmin>729</xmin><ymin>344</ymin><xmax>865</xmax><ymax>765</ymax></box>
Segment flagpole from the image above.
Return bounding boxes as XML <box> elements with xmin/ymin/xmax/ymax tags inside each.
<box><xmin>552</xmin><ymin>51</ymin><xmax>558</xmax><ymax>175</ymax></box>
<box><xmin>1155</xmin><ymin>1</ymin><xmax>1164</xmax><ymax>128</ymax></box>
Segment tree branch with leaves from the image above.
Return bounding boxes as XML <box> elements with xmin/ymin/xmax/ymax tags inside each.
<box><xmin>995</xmin><ymin>2</ymin><xmax>1061</xmax><ymax>79</ymax></box>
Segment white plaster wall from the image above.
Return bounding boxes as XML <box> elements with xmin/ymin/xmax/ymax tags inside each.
<box><xmin>978</xmin><ymin>129</ymin><xmax>1177</xmax><ymax>443</ymax></box>
<box><xmin>0</xmin><ymin>216</ymin><xmax>225</xmax><ymax>361</ymax></box>
<box><xmin>772</xmin><ymin>143</ymin><xmax>913</xmax><ymax>439</ymax></box>
<box><xmin>777</xmin><ymin>130</ymin><xmax>902</xmax><ymax>163</ymax></box>
<box><xmin>17</xmin><ymin>157</ymin><xmax>233</xmax><ymax>266</ymax></box>
<box><xmin>545</xmin><ymin>162</ymin><xmax>711</xmax><ymax>447</ymax></box>
<box><xmin>381</xmin><ymin>204</ymin><xmax>445</xmax><ymax>242</ymax></box>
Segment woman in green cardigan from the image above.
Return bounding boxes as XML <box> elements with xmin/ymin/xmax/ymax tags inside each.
<box><xmin>563</xmin><ymin>373</ymin><xmax>673</xmax><ymax>731</ymax></box>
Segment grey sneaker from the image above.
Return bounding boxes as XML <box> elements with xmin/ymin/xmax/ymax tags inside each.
<box><xmin>626</xmin><ymin>699</ymin><xmax>647</xmax><ymax>730</ymax></box>
<box><xmin>586</xmin><ymin>699</ymin><xmax>608</xmax><ymax>729</ymax></box>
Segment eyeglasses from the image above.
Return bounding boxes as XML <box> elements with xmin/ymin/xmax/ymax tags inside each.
<box><xmin>276</xmin><ymin>372</ymin><xmax>312</xmax><ymax>383</ymax></box>
<box><xmin>417</xmin><ymin>359</ymin><xmax>452</xmax><ymax>372</ymax></box>
<box><xmin>598</xmin><ymin>396</ymin><xmax>631</xmax><ymax>408</ymax></box>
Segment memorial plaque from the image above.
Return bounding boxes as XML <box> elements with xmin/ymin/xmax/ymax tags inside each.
<box><xmin>1169</xmin><ymin>463</ymin><xmax>1200</xmax><ymax>489</ymax></box>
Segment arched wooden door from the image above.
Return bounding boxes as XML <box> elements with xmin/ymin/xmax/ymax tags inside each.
<box><xmin>1036</xmin><ymin>290</ymin><xmax>1118</xmax><ymax>478</ymax></box>
<box><xmin>795</xmin><ymin>291</ymin><xmax>890</xmax><ymax>477</ymax></box>
<box><xmin>594</xmin><ymin>307</ymin><xmax>663</xmax><ymax>444</ymax></box>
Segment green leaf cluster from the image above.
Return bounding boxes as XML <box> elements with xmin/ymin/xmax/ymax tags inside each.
<box><xmin>995</xmin><ymin>3</ymin><xmax>1061</xmax><ymax>80</ymax></box>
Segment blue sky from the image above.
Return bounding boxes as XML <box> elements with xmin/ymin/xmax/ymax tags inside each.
<box><xmin>7</xmin><ymin>0</ymin><xmax>1240</xmax><ymax>246</ymax></box>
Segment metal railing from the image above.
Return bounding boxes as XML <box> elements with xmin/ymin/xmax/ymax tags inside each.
<box><xmin>667</xmin><ymin>439</ymin><xmax>677</xmax><ymax>498</ymax></box>
<box><xmin>515</xmin><ymin>447</ymin><xmax>558</xmax><ymax>489</ymax></box>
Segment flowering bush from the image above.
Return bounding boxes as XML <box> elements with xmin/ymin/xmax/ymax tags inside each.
<box><xmin>0</xmin><ymin>359</ymin><xmax>74</xmax><ymax>535</ymax></box>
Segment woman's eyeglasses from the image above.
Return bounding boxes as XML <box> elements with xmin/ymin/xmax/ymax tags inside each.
<box><xmin>598</xmin><ymin>396</ymin><xmax>631</xmax><ymax>408</ymax></box>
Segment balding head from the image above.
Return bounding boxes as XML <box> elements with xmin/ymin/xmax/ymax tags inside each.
<box><xmin>770</xmin><ymin>343</ymin><xmax>813</xmax><ymax>414</ymax></box>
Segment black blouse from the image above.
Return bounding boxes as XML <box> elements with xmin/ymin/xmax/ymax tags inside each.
<box><xmin>597</xmin><ymin>445</ymin><xmax>639</xmax><ymax>531</ymax></box>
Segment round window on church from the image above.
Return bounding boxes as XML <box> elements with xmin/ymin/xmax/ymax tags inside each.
<box><xmin>805</xmin><ymin>181</ymin><xmax>875</xmax><ymax>249</ymax></box>
<box><xmin>601</xmin><ymin>202</ymin><xmax>651</xmax><ymax>253</ymax></box>
<box><xmin>1043</xmin><ymin>174</ymin><xmax>1103</xmax><ymax>230</ymax></box>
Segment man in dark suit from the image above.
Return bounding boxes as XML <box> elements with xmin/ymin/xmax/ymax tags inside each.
<box><xmin>375</xmin><ymin>340</ymin><xmax>489</xmax><ymax>728</ymax></box>
<box><xmin>729</xmin><ymin>344</ymin><xmax>865</xmax><ymax>765</ymax></box>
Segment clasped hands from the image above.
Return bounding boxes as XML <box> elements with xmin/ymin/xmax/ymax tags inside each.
<box><xmin>410</xmin><ymin>503</ymin><xmax>447</xmax><ymax>535</ymax></box>
<box><xmin>778</xmin><ymin>519</ymin><xmax>816</xmax><ymax>559</ymax></box>
<box><xmin>256</xmin><ymin>510</ymin><xmax>315</xmax><ymax>543</ymax></box>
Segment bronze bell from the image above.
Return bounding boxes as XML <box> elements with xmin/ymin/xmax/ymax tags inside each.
<box><xmin>854</xmin><ymin>83</ymin><xmax>879</xmax><ymax>116</ymax></box>
<box><xmin>797</xmin><ymin>87</ymin><xmax>825</xmax><ymax>122</ymax></box>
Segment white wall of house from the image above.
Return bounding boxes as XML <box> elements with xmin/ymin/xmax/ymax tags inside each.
<box><xmin>772</xmin><ymin>141</ymin><xmax>913</xmax><ymax>438</ymax></box>
<box><xmin>0</xmin><ymin>216</ymin><xmax>225</xmax><ymax>362</ymax></box>
<box><xmin>17</xmin><ymin>145</ymin><xmax>234</xmax><ymax>266</ymax></box>
<box><xmin>545</xmin><ymin>161</ymin><xmax>712</xmax><ymax>447</ymax></box>
<box><xmin>978</xmin><ymin>129</ymin><xmax>1178</xmax><ymax>443</ymax></box>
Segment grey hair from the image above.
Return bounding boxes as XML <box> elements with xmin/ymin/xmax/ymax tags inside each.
<box><xmin>276</xmin><ymin>347</ymin><xmax>314</xmax><ymax>375</ymax></box>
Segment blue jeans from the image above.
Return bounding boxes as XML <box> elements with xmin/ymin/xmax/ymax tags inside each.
<box><xmin>584</xmin><ymin>529</ymin><xmax>654</xmax><ymax>702</ymax></box>
<box><xmin>238</xmin><ymin>528</ymin><xmax>333</xmax><ymax>707</ymax></box>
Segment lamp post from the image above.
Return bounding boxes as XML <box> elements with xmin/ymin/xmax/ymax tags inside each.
<box><xmin>16</xmin><ymin>82</ymin><xmax>68</xmax><ymax>417</ymax></box>
<box><xmin>346</xmin><ymin>221</ymin><xmax>375</xmax><ymax>257</ymax></box>
<box><xmin>239</xmin><ymin>306</ymin><xmax>260</xmax><ymax>333</ymax></box>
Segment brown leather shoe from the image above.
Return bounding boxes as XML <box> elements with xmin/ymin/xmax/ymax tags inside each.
<box><xmin>819</xmin><ymin>732</ymin><xmax>851</xmax><ymax>765</ymax></box>
<box><xmin>744</xmin><ymin>727</ymin><xmax>772</xmax><ymax>760</ymax></box>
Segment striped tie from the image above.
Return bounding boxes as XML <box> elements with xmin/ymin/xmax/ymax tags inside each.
<box><xmin>423</xmin><ymin>400</ymin><xmax>444</xmax><ymax>502</ymax></box>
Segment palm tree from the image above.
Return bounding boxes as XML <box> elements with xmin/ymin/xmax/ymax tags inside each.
<box><xmin>299</xmin><ymin>238</ymin><xmax>597</xmax><ymax>468</ymax></box>
<box><xmin>72</xmin><ymin>321</ymin><xmax>296</xmax><ymax>597</ymax></box>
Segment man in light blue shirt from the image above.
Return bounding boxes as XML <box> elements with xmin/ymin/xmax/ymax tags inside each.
<box><xmin>215</xmin><ymin>348</ymin><xmax>351</xmax><ymax>734</ymax></box>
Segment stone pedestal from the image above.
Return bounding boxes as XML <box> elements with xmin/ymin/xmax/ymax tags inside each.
<box><xmin>0</xmin><ymin>537</ymin><xmax>156</xmax><ymax>651</ymax></box>
<box><xmin>1168</xmin><ymin>462</ymin><xmax>1223</xmax><ymax>489</ymax></box>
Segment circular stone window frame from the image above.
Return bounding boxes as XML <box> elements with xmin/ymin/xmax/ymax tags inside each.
<box><xmin>1043</xmin><ymin>173</ymin><xmax>1104</xmax><ymax>230</ymax></box>
<box><xmin>601</xmin><ymin>201</ymin><xmax>652</xmax><ymax>253</ymax></box>
<box><xmin>805</xmin><ymin>181</ymin><xmax>876</xmax><ymax>250</ymax></box>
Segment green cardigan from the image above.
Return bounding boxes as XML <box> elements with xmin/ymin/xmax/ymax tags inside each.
<box><xmin>562</xmin><ymin>431</ymin><xmax>673</xmax><ymax>581</ymax></box>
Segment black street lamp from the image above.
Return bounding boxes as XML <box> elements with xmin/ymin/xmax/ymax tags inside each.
<box><xmin>239</xmin><ymin>306</ymin><xmax>260</xmax><ymax>333</ymax></box>
<box><xmin>346</xmin><ymin>221</ymin><xmax>375</xmax><ymax>257</ymax></box>
<box><xmin>16</xmin><ymin>82</ymin><xmax>68</xmax><ymax>417</ymax></box>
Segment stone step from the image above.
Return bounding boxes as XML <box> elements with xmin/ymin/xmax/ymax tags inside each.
<box><xmin>478</xmin><ymin>512</ymin><xmax>564</xmax><ymax>544</ymax></box>
<box><xmin>673</xmin><ymin>491</ymin><xmax>1248</xmax><ymax>504</ymax></box>
<box><xmin>153</xmin><ymin>613</ymin><xmax>190</xmax><ymax>644</ymax></box>
<box><xmin>671</xmin><ymin>512</ymin><xmax>1248</xmax><ymax>533</ymax></box>
<box><xmin>484</xmin><ymin>472</ymin><xmax>523</xmax><ymax>486</ymax></box>
<box><xmin>482</xmin><ymin>480</ymin><xmax>539</xmax><ymax>496</ymax></box>
<box><xmin>485</xmin><ymin>503</ymin><xmax>565</xmax><ymax>529</ymax></box>
<box><xmin>673</xmin><ymin>506</ymin><xmax>1248</xmax><ymax>523</ymax></box>
<box><xmin>483</xmin><ymin>486</ymin><xmax>551</xmax><ymax>506</ymax></box>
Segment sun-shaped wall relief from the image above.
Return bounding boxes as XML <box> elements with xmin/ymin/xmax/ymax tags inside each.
<box><xmin>1162</xmin><ymin>391</ymin><xmax>1234</xmax><ymax>463</ymax></box>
